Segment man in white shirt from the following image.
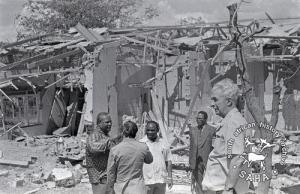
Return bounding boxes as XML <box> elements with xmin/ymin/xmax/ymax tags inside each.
<box><xmin>140</xmin><ymin>121</ymin><xmax>173</xmax><ymax>194</ymax></box>
<box><xmin>202</xmin><ymin>78</ymin><xmax>250</xmax><ymax>194</ymax></box>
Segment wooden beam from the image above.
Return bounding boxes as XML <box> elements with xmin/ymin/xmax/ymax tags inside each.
<box><xmin>27</xmin><ymin>48</ymin><xmax>82</xmax><ymax>69</ymax></box>
<box><xmin>0</xmin><ymin>52</ymin><xmax>48</xmax><ymax>71</ymax></box>
<box><xmin>265</xmin><ymin>12</ymin><xmax>276</xmax><ymax>24</ymax></box>
<box><xmin>45</xmin><ymin>74</ymin><xmax>70</xmax><ymax>89</ymax></box>
<box><xmin>2</xmin><ymin>33</ymin><xmax>55</xmax><ymax>49</ymax></box>
<box><xmin>75</xmin><ymin>23</ymin><xmax>104</xmax><ymax>42</ymax></box>
<box><xmin>77</xmin><ymin>95</ymin><xmax>87</xmax><ymax>137</ymax></box>
<box><xmin>151</xmin><ymin>90</ymin><xmax>170</xmax><ymax>145</ymax></box>
<box><xmin>0</xmin><ymin>122</ymin><xmax>22</xmax><ymax>137</ymax></box>
<box><xmin>109</xmin><ymin>24</ymin><xmax>241</xmax><ymax>33</ymax></box>
<box><xmin>171</xmin><ymin>145</ymin><xmax>189</xmax><ymax>153</ymax></box>
<box><xmin>121</xmin><ymin>36</ymin><xmax>175</xmax><ymax>54</ymax></box>
<box><xmin>136</xmin><ymin>34</ymin><xmax>171</xmax><ymax>45</ymax></box>
<box><xmin>18</xmin><ymin>77</ymin><xmax>36</xmax><ymax>90</ymax></box>
<box><xmin>180</xmin><ymin>61</ymin><xmax>209</xmax><ymax>135</ymax></box>
<box><xmin>6</xmin><ymin>67</ymin><xmax>81</xmax><ymax>79</ymax></box>
<box><xmin>253</xmin><ymin>35</ymin><xmax>300</xmax><ymax>40</ymax></box>
<box><xmin>0</xmin><ymin>89</ymin><xmax>14</xmax><ymax>103</ymax></box>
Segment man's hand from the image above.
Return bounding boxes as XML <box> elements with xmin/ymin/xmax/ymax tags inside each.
<box><xmin>166</xmin><ymin>177</ymin><xmax>173</xmax><ymax>189</ymax></box>
<box><xmin>222</xmin><ymin>189</ymin><xmax>234</xmax><ymax>194</ymax></box>
<box><xmin>110</xmin><ymin>134</ymin><xmax>123</xmax><ymax>144</ymax></box>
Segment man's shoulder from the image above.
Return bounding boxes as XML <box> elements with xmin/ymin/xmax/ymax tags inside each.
<box><xmin>224</xmin><ymin>109</ymin><xmax>247</xmax><ymax>127</ymax></box>
<box><xmin>130</xmin><ymin>139</ymin><xmax>149</xmax><ymax>149</ymax></box>
<box><xmin>88</xmin><ymin>130</ymin><xmax>108</xmax><ymax>140</ymax></box>
<box><xmin>139</xmin><ymin>136</ymin><xmax>148</xmax><ymax>143</ymax></box>
<box><xmin>204</xmin><ymin>124</ymin><xmax>216</xmax><ymax>134</ymax></box>
<box><xmin>205</xmin><ymin>124</ymin><xmax>216</xmax><ymax>129</ymax></box>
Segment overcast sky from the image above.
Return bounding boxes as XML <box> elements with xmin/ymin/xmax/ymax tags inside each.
<box><xmin>1</xmin><ymin>0</ymin><xmax>300</xmax><ymax>42</ymax></box>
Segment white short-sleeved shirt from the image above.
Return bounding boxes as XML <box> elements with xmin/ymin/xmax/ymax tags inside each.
<box><xmin>140</xmin><ymin>136</ymin><xmax>173</xmax><ymax>185</ymax></box>
<box><xmin>202</xmin><ymin>108</ymin><xmax>246</xmax><ymax>191</ymax></box>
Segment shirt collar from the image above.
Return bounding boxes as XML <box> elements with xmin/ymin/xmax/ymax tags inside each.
<box><xmin>221</xmin><ymin>108</ymin><xmax>239</xmax><ymax>125</ymax></box>
<box><xmin>140</xmin><ymin>135</ymin><xmax>160</xmax><ymax>143</ymax></box>
<box><xmin>123</xmin><ymin>137</ymin><xmax>136</xmax><ymax>142</ymax></box>
<box><xmin>95</xmin><ymin>127</ymin><xmax>109</xmax><ymax>136</ymax></box>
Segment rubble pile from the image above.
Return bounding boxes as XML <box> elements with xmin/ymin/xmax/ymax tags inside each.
<box><xmin>0</xmin><ymin>135</ymin><xmax>89</xmax><ymax>193</ymax></box>
<box><xmin>270</xmin><ymin>133</ymin><xmax>300</xmax><ymax>194</ymax></box>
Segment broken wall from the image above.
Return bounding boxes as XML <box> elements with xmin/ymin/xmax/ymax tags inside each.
<box><xmin>117</xmin><ymin>65</ymin><xmax>154</xmax><ymax>122</ymax></box>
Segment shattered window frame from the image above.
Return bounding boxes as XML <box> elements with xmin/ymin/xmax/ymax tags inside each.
<box><xmin>2</xmin><ymin>92</ymin><xmax>40</xmax><ymax>126</ymax></box>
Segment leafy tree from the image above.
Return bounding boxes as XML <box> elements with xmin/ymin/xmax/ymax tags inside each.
<box><xmin>178</xmin><ymin>16</ymin><xmax>205</xmax><ymax>25</ymax></box>
<box><xmin>16</xmin><ymin>0</ymin><xmax>159</xmax><ymax>39</ymax></box>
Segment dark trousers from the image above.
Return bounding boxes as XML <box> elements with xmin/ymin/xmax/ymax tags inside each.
<box><xmin>91</xmin><ymin>177</ymin><xmax>114</xmax><ymax>194</ymax></box>
<box><xmin>146</xmin><ymin>183</ymin><xmax>166</xmax><ymax>194</ymax></box>
<box><xmin>192</xmin><ymin>159</ymin><xmax>205</xmax><ymax>194</ymax></box>
<box><xmin>91</xmin><ymin>183</ymin><xmax>115</xmax><ymax>194</ymax></box>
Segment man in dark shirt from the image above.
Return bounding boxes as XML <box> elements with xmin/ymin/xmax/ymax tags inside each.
<box><xmin>189</xmin><ymin>111</ymin><xmax>216</xmax><ymax>194</ymax></box>
<box><xmin>86</xmin><ymin>112</ymin><xmax>121</xmax><ymax>194</ymax></box>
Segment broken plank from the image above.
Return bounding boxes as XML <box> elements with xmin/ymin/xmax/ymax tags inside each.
<box><xmin>121</xmin><ymin>36</ymin><xmax>175</xmax><ymax>54</ymax></box>
<box><xmin>2</xmin><ymin>33</ymin><xmax>55</xmax><ymax>49</ymax></box>
<box><xmin>0</xmin><ymin>89</ymin><xmax>14</xmax><ymax>103</ymax></box>
<box><xmin>75</xmin><ymin>23</ymin><xmax>104</xmax><ymax>42</ymax></box>
<box><xmin>137</xmin><ymin>35</ymin><xmax>171</xmax><ymax>45</ymax></box>
<box><xmin>6</xmin><ymin>67</ymin><xmax>81</xmax><ymax>79</ymax></box>
<box><xmin>151</xmin><ymin>90</ymin><xmax>169</xmax><ymax>145</ymax></box>
<box><xmin>24</xmin><ymin>188</ymin><xmax>41</xmax><ymax>194</ymax></box>
<box><xmin>45</xmin><ymin>74</ymin><xmax>70</xmax><ymax>89</ymax></box>
<box><xmin>0</xmin><ymin>52</ymin><xmax>48</xmax><ymax>71</ymax></box>
<box><xmin>0</xmin><ymin>159</ymin><xmax>29</xmax><ymax>167</ymax></box>
<box><xmin>171</xmin><ymin>145</ymin><xmax>189</xmax><ymax>153</ymax></box>
<box><xmin>253</xmin><ymin>35</ymin><xmax>300</xmax><ymax>40</ymax></box>
<box><xmin>77</xmin><ymin>101</ymin><xmax>86</xmax><ymax>137</ymax></box>
<box><xmin>180</xmin><ymin>61</ymin><xmax>209</xmax><ymax>135</ymax></box>
<box><xmin>27</xmin><ymin>48</ymin><xmax>82</xmax><ymax>69</ymax></box>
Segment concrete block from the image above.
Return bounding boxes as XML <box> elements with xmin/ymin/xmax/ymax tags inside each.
<box><xmin>11</xmin><ymin>178</ymin><xmax>25</xmax><ymax>187</ymax></box>
<box><xmin>0</xmin><ymin>170</ymin><xmax>9</xmax><ymax>177</ymax></box>
<box><xmin>0</xmin><ymin>159</ymin><xmax>29</xmax><ymax>167</ymax></box>
<box><xmin>46</xmin><ymin>181</ymin><xmax>56</xmax><ymax>189</ymax></box>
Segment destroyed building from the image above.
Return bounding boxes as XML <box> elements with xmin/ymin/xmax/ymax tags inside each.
<box><xmin>0</xmin><ymin>9</ymin><xmax>300</xmax><ymax>193</ymax></box>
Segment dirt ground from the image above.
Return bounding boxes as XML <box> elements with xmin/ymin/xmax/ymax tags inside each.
<box><xmin>0</xmin><ymin>181</ymin><xmax>191</xmax><ymax>194</ymax></box>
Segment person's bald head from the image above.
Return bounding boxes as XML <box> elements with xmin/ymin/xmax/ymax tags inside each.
<box><xmin>96</xmin><ymin>112</ymin><xmax>112</xmax><ymax>134</ymax></box>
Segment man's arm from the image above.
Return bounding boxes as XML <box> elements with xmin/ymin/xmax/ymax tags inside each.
<box><xmin>107</xmin><ymin>150</ymin><xmax>117</xmax><ymax>189</ymax></box>
<box><xmin>166</xmin><ymin>160</ymin><xmax>173</xmax><ymax>189</ymax></box>
<box><xmin>164</xmin><ymin>146</ymin><xmax>173</xmax><ymax>189</ymax></box>
<box><xmin>225</xmin><ymin>154</ymin><xmax>244</xmax><ymax>192</ymax></box>
<box><xmin>144</xmin><ymin>146</ymin><xmax>153</xmax><ymax>164</ymax></box>
<box><xmin>86</xmin><ymin>133</ymin><xmax>115</xmax><ymax>154</ymax></box>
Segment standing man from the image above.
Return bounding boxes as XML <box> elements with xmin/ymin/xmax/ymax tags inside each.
<box><xmin>86</xmin><ymin>112</ymin><xmax>121</xmax><ymax>194</ymax></box>
<box><xmin>140</xmin><ymin>121</ymin><xmax>173</xmax><ymax>194</ymax></box>
<box><xmin>107</xmin><ymin>121</ymin><xmax>153</xmax><ymax>194</ymax></box>
<box><xmin>189</xmin><ymin>111</ymin><xmax>216</xmax><ymax>194</ymax></box>
<box><xmin>202</xmin><ymin>78</ymin><xmax>249</xmax><ymax>194</ymax></box>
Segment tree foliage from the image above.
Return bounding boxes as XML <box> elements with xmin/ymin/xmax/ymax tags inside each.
<box><xmin>16</xmin><ymin>0</ymin><xmax>159</xmax><ymax>39</ymax></box>
<box><xmin>178</xmin><ymin>16</ymin><xmax>205</xmax><ymax>25</ymax></box>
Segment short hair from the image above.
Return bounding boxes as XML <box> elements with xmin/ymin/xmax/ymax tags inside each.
<box><xmin>146</xmin><ymin>121</ymin><xmax>159</xmax><ymax>132</ymax></box>
<box><xmin>96</xmin><ymin>112</ymin><xmax>109</xmax><ymax>125</ymax></box>
<box><xmin>211</xmin><ymin>78</ymin><xmax>239</xmax><ymax>103</ymax></box>
<box><xmin>198</xmin><ymin>111</ymin><xmax>208</xmax><ymax>120</ymax></box>
<box><xmin>123</xmin><ymin>121</ymin><xmax>138</xmax><ymax>138</ymax></box>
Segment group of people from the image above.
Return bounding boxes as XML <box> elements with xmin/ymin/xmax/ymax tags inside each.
<box><xmin>86</xmin><ymin>113</ymin><xmax>172</xmax><ymax>194</ymax></box>
<box><xmin>189</xmin><ymin>78</ymin><xmax>251</xmax><ymax>194</ymax></box>
<box><xmin>85</xmin><ymin>78</ymin><xmax>251</xmax><ymax>194</ymax></box>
